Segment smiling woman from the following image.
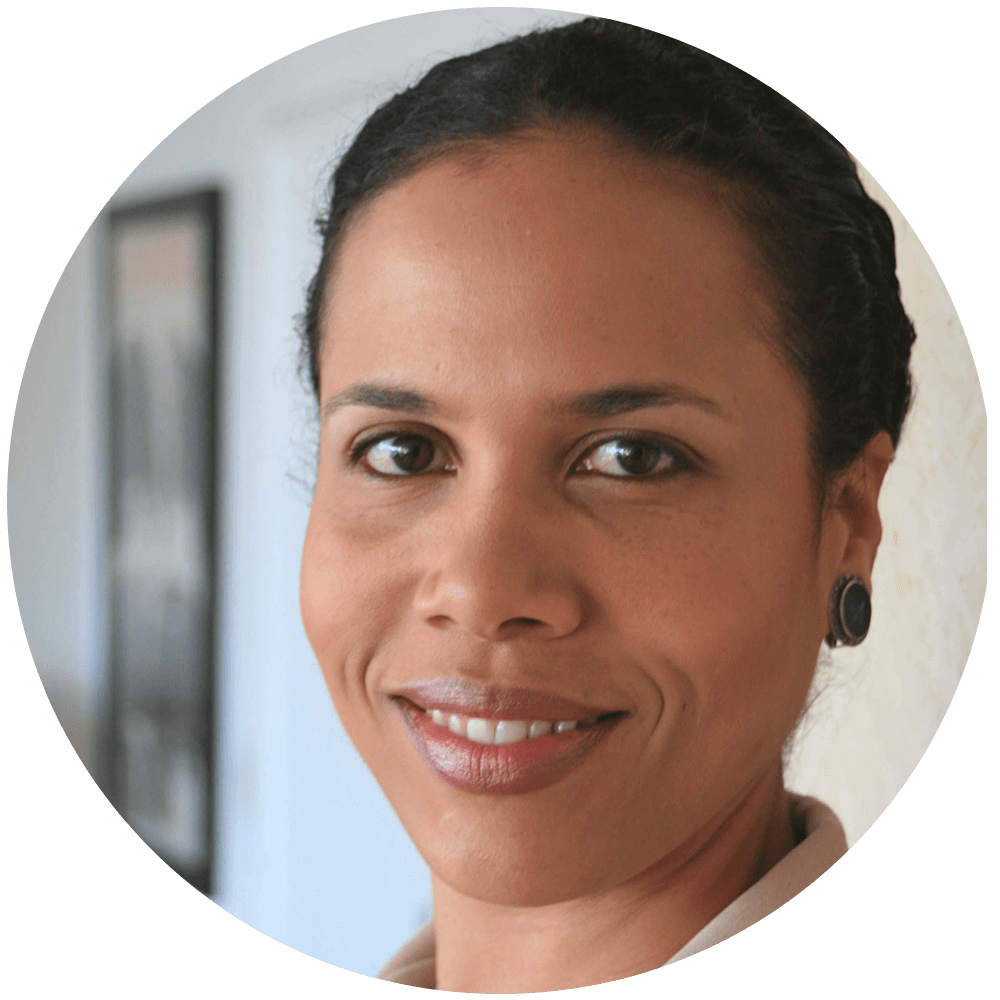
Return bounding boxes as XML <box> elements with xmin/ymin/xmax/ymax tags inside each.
<box><xmin>297</xmin><ymin>17</ymin><xmax>913</xmax><ymax>993</ymax></box>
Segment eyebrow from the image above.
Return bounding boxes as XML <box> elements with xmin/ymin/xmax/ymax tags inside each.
<box><xmin>321</xmin><ymin>380</ymin><xmax>725</xmax><ymax>421</ymax></box>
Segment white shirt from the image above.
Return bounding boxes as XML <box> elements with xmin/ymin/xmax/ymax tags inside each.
<box><xmin>379</xmin><ymin>793</ymin><xmax>847</xmax><ymax>988</ymax></box>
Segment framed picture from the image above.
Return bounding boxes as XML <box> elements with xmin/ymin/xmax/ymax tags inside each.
<box><xmin>106</xmin><ymin>189</ymin><xmax>220</xmax><ymax>893</ymax></box>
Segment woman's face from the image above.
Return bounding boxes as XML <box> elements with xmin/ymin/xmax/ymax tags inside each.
<box><xmin>300</xmin><ymin>135</ymin><xmax>847</xmax><ymax>905</ymax></box>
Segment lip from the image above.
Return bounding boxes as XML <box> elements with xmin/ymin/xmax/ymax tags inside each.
<box><xmin>397</xmin><ymin>703</ymin><xmax>624</xmax><ymax>795</ymax></box>
<box><xmin>390</xmin><ymin>678</ymin><xmax>627</xmax><ymax>795</ymax></box>
<box><xmin>393</xmin><ymin>677</ymin><xmax>619</xmax><ymax>721</ymax></box>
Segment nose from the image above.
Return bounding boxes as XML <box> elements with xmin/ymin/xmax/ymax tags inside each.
<box><xmin>413</xmin><ymin>486</ymin><xmax>585</xmax><ymax>641</ymax></box>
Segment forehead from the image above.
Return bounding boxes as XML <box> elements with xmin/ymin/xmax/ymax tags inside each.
<box><xmin>320</xmin><ymin>133</ymin><xmax>791</xmax><ymax>414</ymax></box>
<box><xmin>329</xmin><ymin>134</ymin><xmax>767</xmax><ymax>314</ymax></box>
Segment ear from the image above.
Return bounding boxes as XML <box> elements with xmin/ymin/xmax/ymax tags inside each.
<box><xmin>824</xmin><ymin>430</ymin><xmax>895</xmax><ymax>587</ymax></box>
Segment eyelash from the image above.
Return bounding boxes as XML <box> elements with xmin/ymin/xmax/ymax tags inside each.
<box><xmin>347</xmin><ymin>429</ymin><xmax>693</xmax><ymax>481</ymax></box>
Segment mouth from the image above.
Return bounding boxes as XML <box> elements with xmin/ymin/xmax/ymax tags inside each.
<box><xmin>422</xmin><ymin>708</ymin><xmax>607</xmax><ymax>744</ymax></box>
<box><xmin>393</xmin><ymin>677</ymin><xmax>623</xmax><ymax>720</ymax></box>
<box><xmin>396</xmin><ymin>702</ymin><xmax>625</xmax><ymax>795</ymax></box>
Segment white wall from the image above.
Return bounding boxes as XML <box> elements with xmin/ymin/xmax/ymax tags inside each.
<box><xmin>8</xmin><ymin>5</ymin><xmax>986</xmax><ymax>979</ymax></box>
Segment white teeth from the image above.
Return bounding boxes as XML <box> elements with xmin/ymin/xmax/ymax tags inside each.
<box><xmin>494</xmin><ymin>720</ymin><xmax>529</xmax><ymax>744</ymax></box>
<box><xmin>426</xmin><ymin>711</ymin><xmax>598</xmax><ymax>745</ymax></box>
<box><xmin>466</xmin><ymin>718</ymin><xmax>496</xmax><ymax>744</ymax></box>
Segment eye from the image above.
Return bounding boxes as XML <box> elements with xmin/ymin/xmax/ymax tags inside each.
<box><xmin>575</xmin><ymin>436</ymin><xmax>686</xmax><ymax>478</ymax></box>
<box><xmin>352</xmin><ymin>432</ymin><xmax>451</xmax><ymax>477</ymax></box>
<box><xmin>349</xmin><ymin>431</ymin><xmax>685</xmax><ymax>479</ymax></box>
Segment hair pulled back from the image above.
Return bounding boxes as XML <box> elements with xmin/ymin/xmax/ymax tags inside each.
<box><xmin>300</xmin><ymin>16</ymin><xmax>915</xmax><ymax>496</ymax></box>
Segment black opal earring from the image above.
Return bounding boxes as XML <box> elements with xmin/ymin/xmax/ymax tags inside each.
<box><xmin>825</xmin><ymin>574</ymin><xmax>872</xmax><ymax>647</ymax></box>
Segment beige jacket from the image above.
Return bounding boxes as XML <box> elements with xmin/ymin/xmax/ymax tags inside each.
<box><xmin>379</xmin><ymin>793</ymin><xmax>847</xmax><ymax>988</ymax></box>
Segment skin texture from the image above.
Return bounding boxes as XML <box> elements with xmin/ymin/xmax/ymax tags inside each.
<box><xmin>299</xmin><ymin>132</ymin><xmax>893</xmax><ymax>992</ymax></box>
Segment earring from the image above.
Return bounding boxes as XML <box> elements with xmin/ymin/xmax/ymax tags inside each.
<box><xmin>825</xmin><ymin>574</ymin><xmax>872</xmax><ymax>647</ymax></box>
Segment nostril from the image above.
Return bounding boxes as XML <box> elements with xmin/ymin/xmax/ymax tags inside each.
<box><xmin>504</xmin><ymin>617</ymin><xmax>544</xmax><ymax>628</ymax></box>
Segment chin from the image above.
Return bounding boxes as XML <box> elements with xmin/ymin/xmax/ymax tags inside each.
<box><xmin>433</xmin><ymin>848</ymin><xmax>612</xmax><ymax>908</ymax></box>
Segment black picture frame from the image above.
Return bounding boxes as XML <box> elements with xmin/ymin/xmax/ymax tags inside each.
<box><xmin>105</xmin><ymin>189</ymin><xmax>221</xmax><ymax>894</ymax></box>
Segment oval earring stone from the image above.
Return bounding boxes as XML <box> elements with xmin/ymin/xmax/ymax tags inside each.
<box><xmin>840</xmin><ymin>579</ymin><xmax>872</xmax><ymax>642</ymax></box>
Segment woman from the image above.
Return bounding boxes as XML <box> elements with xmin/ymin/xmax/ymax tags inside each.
<box><xmin>297</xmin><ymin>17</ymin><xmax>914</xmax><ymax>992</ymax></box>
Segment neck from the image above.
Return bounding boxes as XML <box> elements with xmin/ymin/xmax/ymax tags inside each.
<box><xmin>432</xmin><ymin>761</ymin><xmax>795</xmax><ymax>993</ymax></box>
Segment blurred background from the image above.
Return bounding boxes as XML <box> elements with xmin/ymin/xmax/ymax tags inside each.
<box><xmin>6</xmin><ymin>6</ymin><xmax>986</xmax><ymax>979</ymax></box>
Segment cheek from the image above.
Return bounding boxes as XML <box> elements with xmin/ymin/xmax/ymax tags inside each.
<box><xmin>299</xmin><ymin>500</ymin><xmax>413</xmax><ymax>713</ymax></box>
<box><xmin>597</xmin><ymin>484</ymin><xmax>823</xmax><ymax>735</ymax></box>
<box><xmin>300</xmin><ymin>512</ymin><xmax>351</xmax><ymax>656</ymax></box>
<box><xmin>299</xmin><ymin>519</ymin><xmax>395</xmax><ymax>754</ymax></box>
